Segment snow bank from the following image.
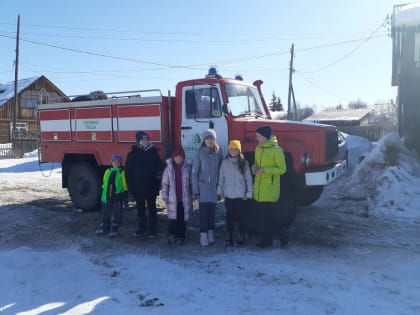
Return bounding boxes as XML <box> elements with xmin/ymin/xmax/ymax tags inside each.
<box><xmin>344</xmin><ymin>133</ymin><xmax>420</xmax><ymax>220</ymax></box>
<box><xmin>344</xmin><ymin>134</ymin><xmax>373</xmax><ymax>170</ymax></box>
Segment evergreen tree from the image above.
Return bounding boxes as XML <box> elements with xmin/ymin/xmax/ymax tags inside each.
<box><xmin>269</xmin><ymin>91</ymin><xmax>277</xmax><ymax>111</ymax></box>
<box><xmin>269</xmin><ymin>91</ymin><xmax>283</xmax><ymax>111</ymax></box>
<box><xmin>273</xmin><ymin>97</ymin><xmax>284</xmax><ymax>111</ymax></box>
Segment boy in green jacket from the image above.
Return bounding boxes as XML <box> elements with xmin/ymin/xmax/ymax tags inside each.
<box><xmin>252</xmin><ymin>126</ymin><xmax>286</xmax><ymax>249</ymax></box>
<box><xmin>96</xmin><ymin>153</ymin><xmax>128</xmax><ymax>238</ymax></box>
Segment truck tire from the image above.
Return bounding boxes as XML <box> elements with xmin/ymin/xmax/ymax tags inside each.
<box><xmin>67</xmin><ymin>162</ymin><xmax>101</xmax><ymax>212</ymax></box>
<box><xmin>296</xmin><ymin>185</ymin><xmax>324</xmax><ymax>206</ymax></box>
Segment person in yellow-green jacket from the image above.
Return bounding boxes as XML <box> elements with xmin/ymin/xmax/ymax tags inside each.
<box><xmin>252</xmin><ymin>126</ymin><xmax>286</xmax><ymax>249</ymax></box>
<box><xmin>96</xmin><ymin>153</ymin><xmax>128</xmax><ymax>238</ymax></box>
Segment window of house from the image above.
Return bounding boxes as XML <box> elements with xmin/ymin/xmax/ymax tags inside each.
<box><xmin>10</xmin><ymin>122</ymin><xmax>27</xmax><ymax>140</ymax></box>
<box><xmin>11</xmin><ymin>122</ymin><xmax>27</xmax><ymax>131</ymax></box>
<box><xmin>21</xmin><ymin>98</ymin><xmax>38</xmax><ymax>109</ymax></box>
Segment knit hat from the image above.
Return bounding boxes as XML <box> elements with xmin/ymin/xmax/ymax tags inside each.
<box><xmin>136</xmin><ymin>131</ymin><xmax>150</xmax><ymax>141</ymax></box>
<box><xmin>228</xmin><ymin>140</ymin><xmax>241</xmax><ymax>152</ymax></box>
<box><xmin>111</xmin><ymin>153</ymin><xmax>122</xmax><ymax>162</ymax></box>
<box><xmin>256</xmin><ymin>125</ymin><xmax>272</xmax><ymax>139</ymax></box>
<box><xmin>202</xmin><ymin>129</ymin><xmax>216</xmax><ymax>141</ymax></box>
<box><xmin>172</xmin><ymin>146</ymin><xmax>185</xmax><ymax>159</ymax></box>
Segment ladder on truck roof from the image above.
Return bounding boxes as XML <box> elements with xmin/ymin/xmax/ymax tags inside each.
<box><xmin>41</xmin><ymin>89</ymin><xmax>163</xmax><ymax>105</ymax></box>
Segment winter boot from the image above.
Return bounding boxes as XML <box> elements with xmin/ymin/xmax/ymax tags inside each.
<box><xmin>200</xmin><ymin>232</ymin><xmax>209</xmax><ymax>247</ymax></box>
<box><xmin>207</xmin><ymin>230</ymin><xmax>215</xmax><ymax>244</ymax></box>
<box><xmin>167</xmin><ymin>234</ymin><xmax>177</xmax><ymax>245</ymax></box>
<box><xmin>95</xmin><ymin>228</ymin><xmax>109</xmax><ymax>236</ymax></box>
<box><xmin>133</xmin><ymin>218</ymin><xmax>146</xmax><ymax>237</ymax></box>
<box><xmin>109</xmin><ymin>224</ymin><xmax>120</xmax><ymax>238</ymax></box>
<box><xmin>225</xmin><ymin>231</ymin><xmax>233</xmax><ymax>246</ymax></box>
<box><xmin>234</xmin><ymin>231</ymin><xmax>245</xmax><ymax>246</ymax></box>
<box><xmin>280</xmin><ymin>227</ymin><xmax>291</xmax><ymax>248</ymax></box>
<box><xmin>95</xmin><ymin>223</ymin><xmax>110</xmax><ymax>236</ymax></box>
<box><xmin>146</xmin><ymin>214</ymin><xmax>157</xmax><ymax>239</ymax></box>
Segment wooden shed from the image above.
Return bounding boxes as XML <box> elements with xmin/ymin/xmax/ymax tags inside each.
<box><xmin>303</xmin><ymin>108</ymin><xmax>373</xmax><ymax>126</ymax></box>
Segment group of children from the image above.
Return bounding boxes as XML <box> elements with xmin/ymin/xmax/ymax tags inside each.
<box><xmin>96</xmin><ymin>126</ymin><xmax>289</xmax><ymax>249</ymax></box>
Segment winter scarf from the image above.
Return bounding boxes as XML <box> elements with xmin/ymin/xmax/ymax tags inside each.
<box><xmin>101</xmin><ymin>168</ymin><xmax>125</xmax><ymax>202</ymax></box>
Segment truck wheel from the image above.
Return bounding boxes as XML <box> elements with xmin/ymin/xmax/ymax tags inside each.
<box><xmin>296</xmin><ymin>185</ymin><xmax>324</xmax><ymax>206</ymax></box>
<box><xmin>67</xmin><ymin>162</ymin><xmax>101</xmax><ymax>212</ymax></box>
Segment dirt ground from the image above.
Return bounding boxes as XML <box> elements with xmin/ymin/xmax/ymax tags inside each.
<box><xmin>1</xmin><ymin>170</ymin><xmax>419</xmax><ymax>259</ymax></box>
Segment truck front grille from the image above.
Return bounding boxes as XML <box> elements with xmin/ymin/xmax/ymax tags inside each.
<box><xmin>325</xmin><ymin>130</ymin><xmax>338</xmax><ymax>161</ymax></box>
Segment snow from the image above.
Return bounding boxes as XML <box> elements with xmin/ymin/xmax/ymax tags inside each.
<box><xmin>343</xmin><ymin>133</ymin><xmax>420</xmax><ymax>220</ymax></box>
<box><xmin>1</xmin><ymin>134</ymin><xmax>420</xmax><ymax>314</ymax></box>
<box><xmin>0</xmin><ymin>77</ymin><xmax>39</xmax><ymax>107</ymax></box>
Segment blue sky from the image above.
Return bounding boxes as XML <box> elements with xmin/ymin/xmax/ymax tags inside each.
<box><xmin>0</xmin><ymin>0</ymin><xmax>404</xmax><ymax>110</ymax></box>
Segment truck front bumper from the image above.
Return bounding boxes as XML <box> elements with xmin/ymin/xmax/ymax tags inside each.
<box><xmin>305</xmin><ymin>160</ymin><xmax>347</xmax><ymax>186</ymax></box>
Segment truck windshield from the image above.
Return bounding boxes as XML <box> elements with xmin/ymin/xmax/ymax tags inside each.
<box><xmin>225</xmin><ymin>83</ymin><xmax>266</xmax><ymax>118</ymax></box>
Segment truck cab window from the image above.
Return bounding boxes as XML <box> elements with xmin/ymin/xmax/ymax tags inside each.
<box><xmin>186</xmin><ymin>87</ymin><xmax>222</xmax><ymax>119</ymax></box>
<box><xmin>225</xmin><ymin>83</ymin><xmax>266</xmax><ymax>118</ymax></box>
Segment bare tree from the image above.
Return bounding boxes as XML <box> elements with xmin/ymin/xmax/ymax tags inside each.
<box><xmin>348</xmin><ymin>99</ymin><xmax>368</xmax><ymax>109</ymax></box>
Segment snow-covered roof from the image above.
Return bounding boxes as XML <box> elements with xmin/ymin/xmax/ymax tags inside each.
<box><xmin>0</xmin><ymin>77</ymin><xmax>39</xmax><ymax>107</ymax></box>
<box><xmin>393</xmin><ymin>2</ymin><xmax>420</xmax><ymax>27</ymax></box>
<box><xmin>303</xmin><ymin>108</ymin><xmax>372</xmax><ymax>122</ymax></box>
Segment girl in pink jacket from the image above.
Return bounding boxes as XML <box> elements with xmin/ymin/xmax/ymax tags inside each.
<box><xmin>161</xmin><ymin>146</ymin><xmax>193</xmax><ymax>244</ymax></box>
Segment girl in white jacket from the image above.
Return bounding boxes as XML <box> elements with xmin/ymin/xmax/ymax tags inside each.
<box><xmin>217</xmin><ymin>140</ymin><xmax>253</xmax><ymax>245</ymax></box>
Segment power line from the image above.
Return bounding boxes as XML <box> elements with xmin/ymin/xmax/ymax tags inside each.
<box><xmin>0</xmin><ymin>26</ymin><xmax>388</xmax><ymax>74</ymax></box>
<box><xmin>0</xmin><ymin>21</ymin><xmax>387</xmax><ymax>39</ymax></box>
<box><xmin>298</xmin><ymin>18</ymin><xmax>389</xmax><ymax>74</ymax></box>
<box><xmin>0</xmin><ymin>33</ymin><xmax>202</xmax><ymax>70</ymax></box>
<box><xmin>295</xmin><ymin>71</ymin><xmax>349</xmax><ymax>103</ymax></box>
<box><xmin>0</xmin><ymin>30</ymin><xmax>294</xmax><ymax>43</ymax></box>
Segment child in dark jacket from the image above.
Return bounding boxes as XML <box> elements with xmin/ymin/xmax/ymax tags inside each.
<box><xmin>125</xmin><ymin>131</ymin><xmax>165</xmax><ymax>238</ymax></box>
<box><xmin>161</xmin><ymin>146</ymin><xmax>193</xmax><ymax>245</ymax></box>
<box><xmin>96</xmin><ymin>153</ymin><xmax>128</xmax><ymax>238</ymax></box>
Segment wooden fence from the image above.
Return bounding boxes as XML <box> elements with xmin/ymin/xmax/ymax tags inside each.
<box><xmin>0</xmin><ymin>143</ymin><xmax>14</xmax><ymax>158</ymax></box>
<box><xmin>338</xmin><ymin>125</ymin><xmax>397</xmax><ymax>142</ymax></box>
<box><xmin>0</xmin><ymin>131</ymin><xmax>39</xmax><ymax>158</ymax></box>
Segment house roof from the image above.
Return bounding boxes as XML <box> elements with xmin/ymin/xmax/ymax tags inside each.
<box><xmin>304</xmin><ymin>108</ymin><xmax>373</xmax><ymax>122</ymax></box>
<box><xmin>0</xmin><ymin>76</ymin><xmax>40</xmax><ymax>107</ymax></box>
<box><xmin>394</xmin><ymin>3</ymin><xmax>420</xmax><ymax>27</ymax></box>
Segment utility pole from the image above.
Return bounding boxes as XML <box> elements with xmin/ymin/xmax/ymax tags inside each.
<box><xmin>13</xmin><ymin>14</ymin><xmax>20</xmax><ymax>134</ymax></box>
<box><xmin>287</xmin><ymin>43</ymin><xmax>294</xmax><ymax>120</ymax></box>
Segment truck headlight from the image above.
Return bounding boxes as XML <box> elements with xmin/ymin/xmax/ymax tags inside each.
<box><xmin>300</xmin><ymin>153</ymin><xmax>311</xmax><ymax>167</ymax></box>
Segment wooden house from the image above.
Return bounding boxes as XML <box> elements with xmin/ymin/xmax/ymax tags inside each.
<box><xmin>0</xmin><ymin>76</ymin><xmax>67</xmax><ymax>143</ymax></box>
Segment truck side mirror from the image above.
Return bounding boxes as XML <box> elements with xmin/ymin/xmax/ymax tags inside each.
<box><xmin>222</xmin><ymin>104</ymin><xmax>229</xmax><ymax>114</ymax></box>
<box><xmin>185</xmin><ymin>90</ymin><xmax>197</xmax><ymax>115</ymax></box>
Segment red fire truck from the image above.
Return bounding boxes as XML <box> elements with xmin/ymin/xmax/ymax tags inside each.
<box><xmin>38</xmin><ymin>68</ymin><xmax>347</xmax><ymax>211</ymax></box>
